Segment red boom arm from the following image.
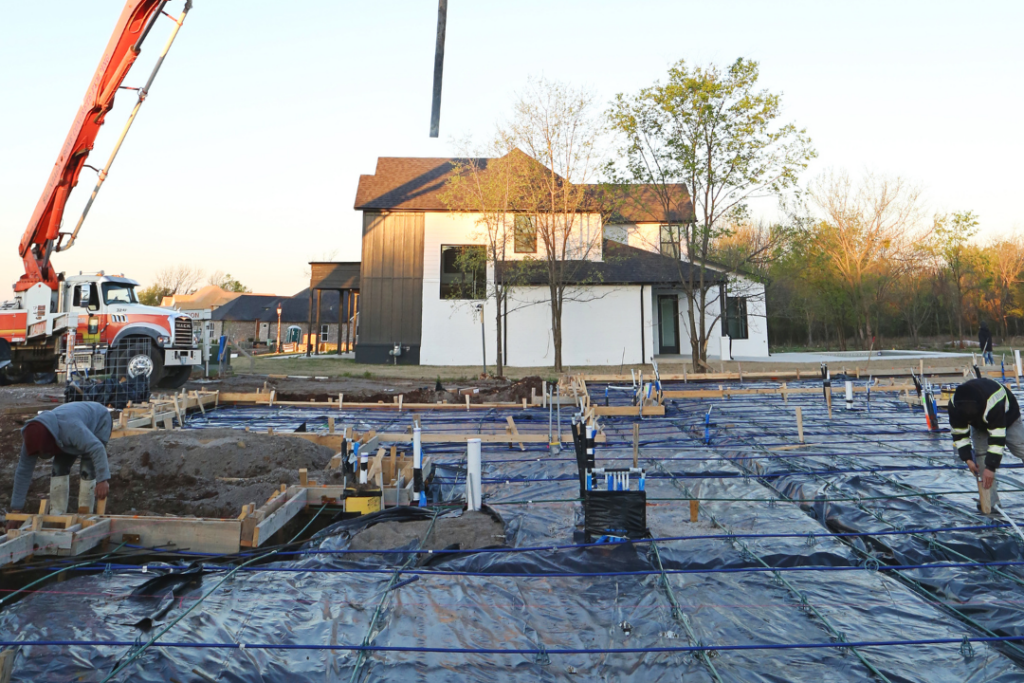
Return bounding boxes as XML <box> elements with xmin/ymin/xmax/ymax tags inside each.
<box><xmin>16</xmin><ymin>0</ymin><xmax>168</xmax><ymax>293</ymax></box>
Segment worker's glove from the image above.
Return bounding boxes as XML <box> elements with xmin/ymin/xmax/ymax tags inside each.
<box><xmin>967</xmin><ymin>460</ymin><xmax>979</xmax><ymax>476</ymax></box>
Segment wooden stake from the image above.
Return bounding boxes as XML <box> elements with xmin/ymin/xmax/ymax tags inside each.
<box><xmin>299</xmin><ymin>468</ymin><xmax>308</xmax><ymax>486</ymax></box>
<box><xmin>466</xmin><ymin>394</ymin><xmax>471</xmax><ymax>411</ymax></box>
<box><xmin>689</xmin><ymin>499</ymin><xmax>699</xmax><ymax>523</ymax></box>
<box><xmin>339</xmin><ymin>393</ymin><xmax>344</xmax><ymax>408</ymax></box>
<box><xmin>522</xmin><ymin>398</ymin><xmax>527</xmax><ymax>410</ymax></box>
<box><xmin>781</xmin><ymin>382</ymin><xmax>788</xmax><ymax>405</ymax></box>
<box><xmin>328</xmin><ymin>416</ymin><xmax>335</xmax><ymax>434</ymax></box>
<box><xmin>796</xmin><ymin>407</ymin><xmax>804</xmax><ymax>443</ymax></box>
<box><xmin>978</xmin><ymin>477</ymin><xmax>992</xmax><ymax>514</ymax></box>
<box><xmin>825</xmin><ymin>391</ymin><xmax>832</xmax><ymax>419</ymax></box>
<box><xmin>96</xmin><ymin>497</ymin><xmax>106</xmax><ymax>515</ymax></box>
<box><xmin>632</xmin><ymin>423</ymin><xmax>639</xmax><ymax>467</ymax></box>
<box><xmin>398</xmin><ymin>395</ymin><xmax>403</xmax><ymax>412</ymax></box>
<box><xmin>919</xmin><ymin>359</ymin><xmax>925</xmax><ymax>379</ymax></box>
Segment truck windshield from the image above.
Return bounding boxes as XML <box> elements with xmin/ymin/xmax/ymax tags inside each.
<box><xmin>102</xmin><ymin>283</ymin><xmax>139</xmax><ymax>305</ymax></box>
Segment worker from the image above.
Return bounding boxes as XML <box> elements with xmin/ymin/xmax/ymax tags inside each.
<box><xmin>5</xmin><ymin>402</ymin><xmax>111</xmax><ymax>530</ymax></box>
<box><xmin>948</xmin><ymin>378</ymin><xmax>1024</xmax><ymax>511</ymax></box>
<box><xmin>979</xmin><ymin>321</ymin><xmax>994</xmax><ymax>366</ymax></box>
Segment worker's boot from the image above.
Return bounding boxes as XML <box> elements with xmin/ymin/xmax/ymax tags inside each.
<box><xmin>78</xmin><ymin>479</ymin><xmax>96</xmax><ymax>515</ymax></box>
<box><xmin>49</xmin><ymin>475</ymin><xmax>70</xmax><ymax>515</ymax></box>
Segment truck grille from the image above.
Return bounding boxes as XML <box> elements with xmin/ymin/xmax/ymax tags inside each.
<box><xmin>173</xmin><ymin>317</ymin><xmax>193</xmax><ymax>348</ymax></box>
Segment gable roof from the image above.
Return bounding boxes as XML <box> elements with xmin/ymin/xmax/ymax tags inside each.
<box><xmin>497</xmin><ymin>240</ymin><xmax>726</xmax><ymax>286</ymax></box>
<box><xmin>353</xmin><ymin>151</ymin><xmax>693</xmax><ymax>223</ymax></box>
<box><xmin>211</xmin><ymin>290</ymin><xmax>352</xmax><ymax>324</ymax></box>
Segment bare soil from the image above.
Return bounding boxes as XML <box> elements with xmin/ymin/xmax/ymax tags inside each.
<box><xmin>188</xmin><ymin>374</ymin><xmax>544</xmax><ymax>405</ymax></box>
<box><xmin>349</xmin><ymin>511</ymin><xmax>507</xmax><ymax>552</ymax></box>
<box><xmin>0</xmin><ymin>427</ymin><xmax>340</xmax><ymax>518</ymax></box>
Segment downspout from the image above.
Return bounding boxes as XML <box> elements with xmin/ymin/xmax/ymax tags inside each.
<box><xmin>640</xmin><ymin>285</ymin><xmax>645</xmax><ymax>363</ymax></box>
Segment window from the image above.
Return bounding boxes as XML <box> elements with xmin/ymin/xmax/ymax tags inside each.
<box><xmin>102</xmin><ymin>282</ymin><xmax>138</xmax><ymax>305</ymax></box>
<box><xmin>320</xmin><ymin>324</ymin><xmax>330</xmax><ymax>343</ymax></box>
<box><xmin>514</xmin><ymin>215</ymin><xmax>536</xmax><ymax>253</ymax></box>
<box><xmin>72</xmin><ymin>284</ymin><xmax>100</xmax><ymax>311</ymax></box>
<box><xmin>660</xmin><ymin>225</ymin><xmax>680</xmax><ymax>258</ymax></box>
<box><xmin>440</xmin><ymin>245</ymin><xmax>486</xmax><ymax>299</ymax></box>
<box><xmin>725</xmin><ymin>296</ymin><xmax>748</xmax><ymax>340</ymax></box>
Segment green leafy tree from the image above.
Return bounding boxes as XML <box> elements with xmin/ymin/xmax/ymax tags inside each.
<box><xmin>137</xmin><ymin>284</ymin><xmax>171</xmax><ymax>306</ymax></box>
<box><xmin>934</xmin><ymin>210</ymin><xmax>982</xmax><ymax>344</ymax></box>
<box><xmin>607</xmin><ymin>58</ymin><xmax>815</xmax><ymax>369</ymax></box>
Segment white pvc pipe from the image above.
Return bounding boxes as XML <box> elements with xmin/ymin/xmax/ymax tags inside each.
<box><xmin>466</xmin><ymin>438</ymin><xmax>482</xmax><ymax>511</ymax></box>
<box><xmin>845</xmin><ymin>381</ymin><xmax>854</xmax><ymax>409</ymax></box>
<box><xmin>413</xmin><ymin>427</ymin><xmax>422</xmax><ymax>469</ymax></box>
<box><xmin>1016</xmin><ymin>350</ymin><xmax>1022</xmax><ymax>377</ymax></box>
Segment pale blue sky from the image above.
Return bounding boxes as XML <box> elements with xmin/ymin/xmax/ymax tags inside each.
<box><xmin>2</xmin><ymin>1</ymin><xmax>1021</xmax><ymax>295</ymax></box>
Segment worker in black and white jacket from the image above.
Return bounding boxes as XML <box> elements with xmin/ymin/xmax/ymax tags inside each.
<box><xmin>948</xmin><ymin>378</ymin><xmax>1024</xmax><ymax>510</ymax></box>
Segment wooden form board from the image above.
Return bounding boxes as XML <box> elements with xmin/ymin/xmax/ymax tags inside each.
<box><xmin>585</xmin><ymin>365</ymin><xmax>989</xmax><ymax>383</ymax></box>
<box><xmin>110</xmin><ymin>428</ymin><xmax>606</xmax><ymax>445</ymax></box>
<box><xmin>219</xmin><ymin>392</ymin><xmax>524</xmax><ymax>410</ymax></box>
<box><xmin>107</xmin><ymin>515</ymin><xmax>241</xmax><ymax>554</ymax></box>
<box><xmin>662</xmin><ymin>384</ymin><xmax>915</xmax><ymax>399</ymax></box>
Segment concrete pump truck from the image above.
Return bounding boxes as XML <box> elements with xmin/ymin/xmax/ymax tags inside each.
<box><xmin>0</xmin><ymin>1</ymin><xmax>200</xmax><ymax>389</ymax></box>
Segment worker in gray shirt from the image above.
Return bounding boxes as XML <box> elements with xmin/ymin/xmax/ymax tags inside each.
<box><xmin>5</xmin><ymin>402</ymin><xmax>112</xmax><ymax>528</ymax></box>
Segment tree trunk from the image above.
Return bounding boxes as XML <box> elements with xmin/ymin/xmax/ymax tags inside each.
<box><xmin>549</xmin><ymin>284</ymin><xmax>563</xmax><ymax>373</ymax></box>
<box><xmin>494</xmin><ymin>289</ymin><xmax>504</xmax><ymax>378</ymax></box>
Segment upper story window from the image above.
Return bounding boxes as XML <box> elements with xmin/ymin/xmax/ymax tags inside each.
<box><xmin>725</xmin><ymin>296</ymin><xmax>749</xmax><ymax>340</ymax></box>
<box><xmin>440</xmin><ymin>245</ymin><xmax>486</xmax><ymax>300</ymax></box>
<box><xmin>514</xmin><ymin>215</ymin><xmax>537</xmax><ymax>253</ymax></box>
<box><xmin>660</xmin><ymin>225</ymin><xmax>681</xmax><ymax>258</ymax></box>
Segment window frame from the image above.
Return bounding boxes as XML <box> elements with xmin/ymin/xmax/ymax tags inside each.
<box><xmin>660</xmin><ymin>225</ymin><xmax>681</xmax><ymax>259</ymax></box>
<box><xmin>514</xmin><ymin>215</ymin><xmax>537</xmax><ymax>254</ymax></box>
<box><xmin>725</xmin><ymin>296</ymin><xmax>749</xmax><ymax>340</ymax></box>
<box><xmin>320</xmin><ymin>323</ymin><xmax>330</xmax><ymax>343</ymax></box>
<box><xmin>439</xmin><ymin>244</ymin><xmax>486</xmax><ymax>300</ymax></box>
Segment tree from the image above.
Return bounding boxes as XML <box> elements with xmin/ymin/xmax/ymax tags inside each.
<box><xmin>137</xmin><ymin>265</ymin><xmax>205</xmax><ymax>306</ymax></box>
<box><xmin>440</xmin><ymin>137</ymin><xmax>530</xmax><ymax>377</ymax></box>
<box><xmin>607</xmin><ymin>58</ymin><xmax>815</xmax><ymax>369</ymax></box>
<box><xmin>808</xmin><ymin>171</ymin><xmax>925</xmax><ymax>348</ymax></box>
<box><xmin>209</xmin><ymin>271</ymin><xmax>251</xmax><ymax>293</ymax></box>
<box><xmin>506</xmin><ymin>78</ymin><xmax>604</xmax><ymax>372</ymax></box>
<box><xmin>980</xmin><ymin>232</ymin><xmax>1024</xmax><ymax>338</ymax></box>
<box><xmin>934</xmin><ymin>210</ymin><xmax>982</xmax><ymax>344</ymax></box>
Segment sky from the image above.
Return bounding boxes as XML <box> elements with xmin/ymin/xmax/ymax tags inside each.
<box><xmin>2</xmin><ymin>1</ymin><xmax>1023</xmax><ymax>297</ymax></box>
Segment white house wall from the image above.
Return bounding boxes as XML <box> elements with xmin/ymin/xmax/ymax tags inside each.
<box><xmin>418</xmin><ymin>212</ymin><xmax>768</xmax><ymax>367</ymax></box>
<box><xmin>505</xmin><ymin>286</ymin><xmax>647</xmax><ymax>367</ymax></box>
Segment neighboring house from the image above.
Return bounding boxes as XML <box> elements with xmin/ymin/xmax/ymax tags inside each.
<box><xmin>160</xmin><ymin>284</ymin><xmax>246</xmax><ymax>314</ymax></box>
<box><xmin>210</xmin><ymin>289</ymin><xmax>357</xmax><ymax>353</ymax></box>
<box><xmin>352</xmin><ymin>152</ymin><xmax>769</xmax><ymax>366</ymax></box>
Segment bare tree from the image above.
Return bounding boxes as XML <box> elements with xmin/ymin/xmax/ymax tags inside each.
<box><xmin>138</xmin><ymin>264</ymin><xmax>205</xmax><ymax>305</ymax></box>
<box><xmin>809</xmin><ymin>171</ymin><xmax>925</xmax><ymax>348</ymax></box>
<box><xmin>440</xmin><ymin>135</ymin><xmax>530</xmax><ymax>376</ymax></box>
<box><xmin>505</xmin><ymin>78</ymin><xmax>604</xmax><ymax>372</ymax></box>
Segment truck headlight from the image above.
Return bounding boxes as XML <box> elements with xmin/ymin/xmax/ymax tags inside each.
<box><xmin>157</xmin><ymin>335</ymin><xmax>169</xmax><ymax>346</ymax></box>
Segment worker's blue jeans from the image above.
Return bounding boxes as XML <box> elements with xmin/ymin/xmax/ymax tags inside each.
<box><xmin>965</xmin><ymin>419</ymin><xmax>1024</xmax><ymax>509</ymax></box>
<box><xmin>984</xmin><ymin>350</ymin><xmax>994</xmax><ymax>365</ymax></box>
<box><xmin>50</xmin><ymin>453</ymin><xmax>95</xmax><ymax>481</ymax></box>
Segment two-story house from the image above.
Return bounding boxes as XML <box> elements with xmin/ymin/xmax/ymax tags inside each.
<box><xmin>352</xmin><ymin>152</ymin><xmax>769</xmax><ymax>367</ymax></box>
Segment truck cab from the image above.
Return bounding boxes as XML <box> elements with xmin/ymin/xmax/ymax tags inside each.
<box><xmin>60</xmin><ymin>273</ymin><xmax>201</xmax><ymax>388</ymax></box>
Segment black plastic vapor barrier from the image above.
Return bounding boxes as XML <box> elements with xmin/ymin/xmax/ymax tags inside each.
<box><xmin>3</xmin><ymin>380</ymin><xmax>1024</xmax><ymax>680</ymax></box>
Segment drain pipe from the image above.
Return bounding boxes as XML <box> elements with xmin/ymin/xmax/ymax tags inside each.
<box><xmin>845</xmin><ymin>381</ymin><xmax>854</xmax><ymax>410</ymax></box>
<box><xmin>466</xmin><ymin>438</ymin><xmax>482</xmax><ymax>511</ymax></box>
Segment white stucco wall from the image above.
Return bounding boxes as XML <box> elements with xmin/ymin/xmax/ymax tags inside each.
<box><xmin>418</xmin><ymin>212</ymin><xmax>768</xmax><ymax>367</ymax></box>
<box><xmin>505</xmin><ymin>286</ymin><xmax>648</xmax><ymax>367</ymax></box>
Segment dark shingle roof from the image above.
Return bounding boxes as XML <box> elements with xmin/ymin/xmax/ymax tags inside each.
<box><xmin>353</xmin><ymin>151</ymin><xmax>693</xmax><ymax>223</ymax></box>
<box><xmin>212</xmin><ymin>291</ymin><xmax>349</xmax><ymax>324</ymax></box>
<box><xmin>497</xmin><ymin>240</ymin><xmax>726</xmax><ymax>286</ymax></box>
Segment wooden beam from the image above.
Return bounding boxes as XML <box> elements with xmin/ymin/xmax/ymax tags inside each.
<box><xmin>106</xmin><ymin>516</ymin><xmax>241</xmax><ymax>554</ymax></box>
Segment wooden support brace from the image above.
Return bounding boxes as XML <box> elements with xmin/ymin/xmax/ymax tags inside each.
<box><xmin>795</xmin><ymin>407</ymin><xmax>804</xmax><ymax>443</ymax></box>
<box><xmin>506</xmin><ymin>416</ymin><xmax>526</xmax><ymax>451</ymax></box>
<box><xmin>689</xmin><ymin>499</ymin><xmax>699</xmax><ymax>523</ymax></box>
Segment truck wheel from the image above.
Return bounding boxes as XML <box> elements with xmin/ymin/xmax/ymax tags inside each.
<box><xmin>108</xmin><ymin>341</ymin><xmax>164</xmax><ymax>385</ymax></box>
<box><xmin>157</xmin><ymin>366</ymin><xmax>193</xmax><ymax>389</ymax></box>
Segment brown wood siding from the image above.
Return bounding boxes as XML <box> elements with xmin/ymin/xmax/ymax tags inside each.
<box><xmin>310</xmin><ymin>262</ymin><xmax>360</xmax><ymax>290</ymax></box>
<box><xmin>358</xmin><ymin>211</ymin><xmax>424</xmax><ymax>347</ymax></box>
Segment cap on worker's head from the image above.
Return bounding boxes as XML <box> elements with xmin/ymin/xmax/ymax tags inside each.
<box><xmin>950</xmin><ymin>385</ymin><xmax>982</xmax><ymax>422</ymax></box>
<box><xmin>22</xmin><ymin>421</ymin><xmax>57</xmax><ymax>458</ymax></box>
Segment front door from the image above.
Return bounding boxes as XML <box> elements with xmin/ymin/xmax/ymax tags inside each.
<box><xmin>657</xmin><ymin>295</ymin><xmax>680</xmax><ymax>354</ymax></box>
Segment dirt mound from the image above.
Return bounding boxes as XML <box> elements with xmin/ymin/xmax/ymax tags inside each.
<box><xmin>102</xmin><ymin>429</ymin><xmax>339</xmax><ymax>517</ymax></box>
<box><xmin>349</xmin><ymin>511</ymin><xmax>506</xmax><ymax>552</ymax></box>
<box><xmin>0</xmin><ymin>427</ymin><xmax>340</xmax><ymax>518</ymax></box>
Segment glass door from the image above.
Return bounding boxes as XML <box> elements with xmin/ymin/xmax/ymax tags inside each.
<box><xmin>657</xmin><ymin>295</ymin><xmax>680</xmax><ymax>354</ymax></box>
